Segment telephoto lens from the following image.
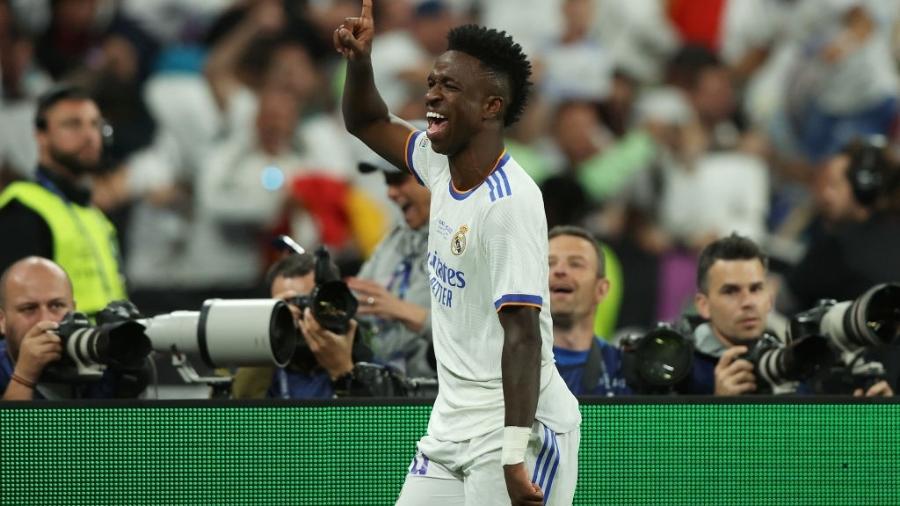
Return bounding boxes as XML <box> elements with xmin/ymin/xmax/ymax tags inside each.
<box><xmin>819</xmin><ymin>283</ymin><xmax>900</xmax><ymax>353</ymax></box>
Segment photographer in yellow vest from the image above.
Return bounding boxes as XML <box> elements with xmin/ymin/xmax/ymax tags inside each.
<box><xmin>0</xmin><ymin>85</ymin><xmax>126</xmax><ymax>316</ymax></box>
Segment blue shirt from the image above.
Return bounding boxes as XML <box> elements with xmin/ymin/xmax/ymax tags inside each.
<box><xmin>553</xmin><ymin>337</ymin><xmax>631</xmax><ymax>396</ymax></box>
<box><xmin>0</xmin><ymin>339</ymin><xmax>121</xmax><ymax>399</ymax></box>
<box><xmin>268</xmin><ymin>367</ymin><xmax>334</xmax><ymax>399</ymax></box>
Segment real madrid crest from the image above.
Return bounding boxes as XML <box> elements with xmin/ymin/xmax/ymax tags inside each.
<box><xmin>451</xmin><ymin>225</ymin><xmax>469</xmax><ymax>256</ymax></box>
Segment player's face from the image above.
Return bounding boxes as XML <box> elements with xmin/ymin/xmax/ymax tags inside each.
<box><xmin>386</xmin><ymin>174</ymin><xmax>431</xmax><ymax>230</ymax></box>
<box><xmin>548</xmin><ymin>235</ymin><xmax>608</xmax><ymax>322</ymax></box>
<box><xmin>425</xmin><ymin>50</ymin><xmax>491</xmax><ymax>156</ymax></box>
<box><xmin>0</xmin><ymin>266</ymin><xmax>73</xmax><ymax>361</ymax></box>
<box><xmin>695</xmin><ymin>259</ymin><xmax>772</xmax><ymax>346</ymax></box>
<box><xmin>38</xmin><ymin>99</ymin><xmax>104</xmax><ymax>176</ymax></box>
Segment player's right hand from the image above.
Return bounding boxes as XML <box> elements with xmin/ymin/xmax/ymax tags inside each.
<box><xmin>503</xmin><ymin>463</ymin><xmax>544</xmax><ymax>506</ymax></box>
<box><xmin>714</xmin><ymin>345</ymin><xmax>756</xmax><ymax>396</ymax></box>
<box><xmin>14</xmin><ymin>321</ymin><xmax>63</xmax><ymax>383</ymax></box>
<box><xmin>333</xmin><ymin>0</ymin><xmax>374</xmax><ymax>60</ymax></box>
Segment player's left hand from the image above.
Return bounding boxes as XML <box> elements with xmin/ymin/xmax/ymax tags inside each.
<box><xmin>503</xmin><ymin>463</ymin><xmax>543</xmax><ymax>506</ymax></box>
<box><xmin>854</xmin><ymin>380</ymin><xmax>894</xmax><ymax>397</ymax></box>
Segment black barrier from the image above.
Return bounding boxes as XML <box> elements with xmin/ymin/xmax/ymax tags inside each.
<box><xmin>2</xmin><ymin>398</ymin><xmax>899</xmax><ymax>505</ymax></box>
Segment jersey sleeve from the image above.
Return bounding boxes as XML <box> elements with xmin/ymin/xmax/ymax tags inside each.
<box><xmin>482</xmin><ymin>191</ymin><xmax>549</xmax><ymax>312</ymax></box>
<box><xmin>403</xmin><ymin>130</ymin><xmax>433</xmax><ymax>190</ymax></box>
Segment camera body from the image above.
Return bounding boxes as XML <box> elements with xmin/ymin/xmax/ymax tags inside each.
<box><xmin>786</xmin><ymin>283</ymin><xmax>900</xmax><ymax>394</ymax></box>
<box><xmin>286</xmin><ymin>247</ymin><xmax>359</xmax><ymax>372</ymax></box>
<box><xmin>45</xmin><ymin>302</ymin><xmax>152</xmax><ymax>382</ymax></box>
<box><xmin>739</xmin><ymin>333</ymin><xmax>834</xmax><ymax>394</ymax></box>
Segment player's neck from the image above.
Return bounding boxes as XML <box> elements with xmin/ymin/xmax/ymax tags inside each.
<box><xmin>448</xmin><ymin>137</ymin><xmax>505</xmax><ymax>191</ymax></box>
<box><xmin>553</xmin><ymin>316</ymin><xmax>596</xmax><ymax>351</ymax></box>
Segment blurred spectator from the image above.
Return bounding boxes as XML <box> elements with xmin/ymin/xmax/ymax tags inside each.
<box><xmin>1</xmin><ymin>256</ymin><xmax>145</xmax><ymax>400</ymax></box>
<box><xmin>592</xmin><ymin>0</ymin><xmax>679</xmax><ymax>84</ymax></box>
<box><xmin>0</xmin><ymin>0</ymin><xmax>52</xmax><ymax>179</ymax></box>
<box><xmin>540</xmin><ymin>101</ymin><xmax>607</xmax><ymax>229</ymax></box>
<box><xmin>347</xmin><ymin>158</ymin><xmax>435</xmax><ymax>377</ymax></box>
<box><xmin>370</xmin><ymin>0</ymin><xmax>458</xmax><ymax>117</ymax></box>
<box><xmin>785</xmin><ymin>0</ymin><xmax>899</xmax><ymax>163</ymax></box>
<box><xmin>539</xmin><ymin>0</ymin><xmax>613</xmax><ymax>104</ymax></box>
<box><xmin>0</xmin><ymin>85</ymin><xmax>127</xmax><ymax>315</ymax></box>
<box><xmin>549</xmin><ymin>226</ymin><xmax>630</xmax><ymax>396</ymax></box>
<box><xmin>785</xmin><ymin>137</ymin><xmax>900</xmax><ymax>310</ymax></box>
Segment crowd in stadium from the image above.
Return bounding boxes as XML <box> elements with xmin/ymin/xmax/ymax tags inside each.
<box><xmin>1</xmin><ymin>0</ymin><xmax>899</xmax><ymax>402</ymax></box>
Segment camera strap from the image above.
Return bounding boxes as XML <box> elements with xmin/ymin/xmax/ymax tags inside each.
<box><xmin>580</xmin><ymin>338</ymin><xmax>608</xmax><ymax>394</ymax></box>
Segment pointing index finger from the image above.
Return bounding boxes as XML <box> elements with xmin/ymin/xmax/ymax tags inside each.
<box><xmin>361</xmin><ymin>0</ymin><xmax>373</xmax><ymax>19</ymax></box>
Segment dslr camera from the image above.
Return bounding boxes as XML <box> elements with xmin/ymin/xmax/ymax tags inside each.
<box><xmin>285</xmin><ymin>246</ymin><xmax>359</xmax><ymax>336</ymax></box>
<box><xmin>739</xmin><ymin>333</ymin><xmax>834</xmax><ymax>394</ymax></box>
<box><xmin>44</xmin><ymin>301</ymin><xmax>153</xmax><ymax>382</ymax></box>
<box><xmin>789</xmin><ymin>282</ymin><xmax>900</xmax><ymax>393</ymax></box>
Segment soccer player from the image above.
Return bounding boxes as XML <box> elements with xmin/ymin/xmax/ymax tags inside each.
<box><xmin>335</xmin><ymin>1</ymin><xmax>581</xmax><ymax>504</ymax></box>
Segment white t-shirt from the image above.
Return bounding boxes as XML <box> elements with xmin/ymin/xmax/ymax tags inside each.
<box><xmin>405</xmin><ymin>130</ymin><xmax>581</xmax><ymax>442</ymax></box>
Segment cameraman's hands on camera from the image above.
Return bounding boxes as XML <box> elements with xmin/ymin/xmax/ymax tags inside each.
<box><xmin>347</xmin><ymin>277</ymin><xmax>428</xmax><ymax>332</ymax></box>
<box><xmin>4</xmin><ymin>321</ymin><xmax>62</xmax><ymax>400</ymax></box>
<box><xmin>298</xmin><ymin>307</ymin><xmax>357</xmax><ymax>381</ymax></box>
<box><xmin>854</xmin><ymin>380</ymin><xmax>893</xmax><ymax>397</ymax></box>
<box><xmin>714</xmin><ymin>346</ymin><xmax>757</xmax><ymax>395</ymax></box>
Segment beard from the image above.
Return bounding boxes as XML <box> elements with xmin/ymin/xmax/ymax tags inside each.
<box><xmin>48</xmin><ymin>144</ymin><xmax>101</xmax><ymax>177</ymax></box>
<box><xmin>551</xmin><ymin>310</ymin><xmax>575</xmax><ymax>330</ymax></box>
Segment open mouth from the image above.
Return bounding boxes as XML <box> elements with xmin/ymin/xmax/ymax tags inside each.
<box><xmin>551</xmin><ymin>285</ymin><xmax>575</xmax><ymax>295</ymax></box>
<box><xmin>426</xmin><ymin>111</ymin><xmax>449</xmax><ymax>138</ymax></box>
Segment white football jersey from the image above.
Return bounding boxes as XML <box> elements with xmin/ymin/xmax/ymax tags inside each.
<box><xmin>405</xmin><ymin>130</ymin><xmax>581</xmax><ymax>442</ymax></box>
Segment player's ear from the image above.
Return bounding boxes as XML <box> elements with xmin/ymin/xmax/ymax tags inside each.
<box><xmin>483</xmin><ymin>96</ymin><xmax>504</xmax><ymax>122</ymax></box>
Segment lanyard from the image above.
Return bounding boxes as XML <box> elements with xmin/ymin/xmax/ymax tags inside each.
<box><xmin>386</xmin><ymin>255</ymin><xmax>414</xmax><ymax>300</ymax></box>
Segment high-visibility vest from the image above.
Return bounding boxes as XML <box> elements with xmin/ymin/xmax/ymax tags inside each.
<box><xmin>0</xmin><ymin>181</ymin><xmax>127</xmax><ymax>315</ymax></box>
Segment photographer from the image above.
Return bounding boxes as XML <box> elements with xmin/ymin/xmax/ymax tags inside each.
<box><xmin>548</xmin><ymin>226</ymin><xmax>630</xmax><ymax>396</ymax></box>
<box><xmin>681</xmin><ymin>234</ymin><xmax>893</xmax><ymax>397</ymax></box>
<box><xmin>231</xmin><ymin>253</ymin><xmax>376</xmax><ymax>399</ymax></box>
<box><xmin>786</xmin><ymin>137</ymin><xmax>900</xmax><ymax>310</ymax></box>
<box><xmin>0</xmin><ymin>257</ymin><xmax>140</xmax><ymax>400</ymax></box>
<box><xmin>347</xmin><ymin>159</ymin><xmax>434</xmax><ymax>377</ymax></box>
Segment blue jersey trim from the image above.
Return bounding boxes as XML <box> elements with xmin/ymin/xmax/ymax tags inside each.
<box><xmin>493</xmin><ymin>293</ymin><xmax>543</xmax><ymax>310</ymax></box>
<box><xmin>447</xmin><ymin>151</ymin><xmax>510</xmax><ymax>201</ymax></box>
<box><xmin>404</xmin><ymin>130</ymin><xmax>427</xmax><ymax>187</ymax></box>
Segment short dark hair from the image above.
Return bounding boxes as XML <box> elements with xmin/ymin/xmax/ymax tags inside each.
<box><xmin>265</xmin><ymin>253</ymin><xmax>315</xmax><ymax>289</ymax></box>
<box><xmin>446</xmin><ymin>24</ymin><xmax>532</xmax><ymax>126</ymax></box>
<box><xmin>696</xmin><ymin>233</ymin><xmax>768</xmax><ymax>293</ymax></box>
<box><xmin>548</xmin><ymin>225</ymin><xmax>606</xmax><ymax>278</ymax></box>
<box><xmin>264</xmin><ymin>252</ymin><xmax>342</xmax><ymax>289</ymax></box>
<box><xmin>35</xmin><ymin>84</ymin><xmax>94</xmax><ymax>130</ymax></box>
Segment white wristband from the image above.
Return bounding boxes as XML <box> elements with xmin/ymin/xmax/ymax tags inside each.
<box><xmin>500</xmin><ymin>426</ymin><xmax>532</xmax><ymax>465</ymax></box>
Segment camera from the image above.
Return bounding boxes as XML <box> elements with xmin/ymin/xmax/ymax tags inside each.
<box><xmin>791</xmin><ymin>283</ymin><xmax>900</xmax><ymax>355</ymax></box>
<box><xmin>740</xmin><ymin>333</ymin><xmax>834</xmax><ymax>393</ymax></box>
<box><xmin>621</xmin><ymin>323</ymin><xmax>694</xmax><ymax>394</ymax></box>
<box><xmin>44</xmin><ymin>301</ymin><xmax>153</xmax><ymax>381</ymax></box>
<box><xmin>787</xmin><ymin>283</ymin><xmax>900</xmax><ymax>393</ymax></box>
<box><xmin>299</xmin><ymin>246</ymin><xmax>358</xmax><ymax>334</ymax></box>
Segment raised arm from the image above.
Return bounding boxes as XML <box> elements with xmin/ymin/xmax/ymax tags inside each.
<box><xmin>334</xmin><ymin>0</ymin><xmax>416</xmax><ymax>171</ymax></box>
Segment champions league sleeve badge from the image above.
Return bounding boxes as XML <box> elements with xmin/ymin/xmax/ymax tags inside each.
<box><xmin>451</xmin><ymin>225</ymin><xmax>469</xmax><ymax>256</ymax></box>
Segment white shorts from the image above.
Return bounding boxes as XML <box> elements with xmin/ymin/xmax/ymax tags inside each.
<box><xmin>396</xmin><ymin>421</ymin><xmax>580</xmax><ymax>506</ymax></box>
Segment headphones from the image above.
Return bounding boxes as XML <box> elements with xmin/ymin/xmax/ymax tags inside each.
<box><xmin>843</xmin><ymin>136</ymin><xmax>889</xmax><ymax>207</ymax></box>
